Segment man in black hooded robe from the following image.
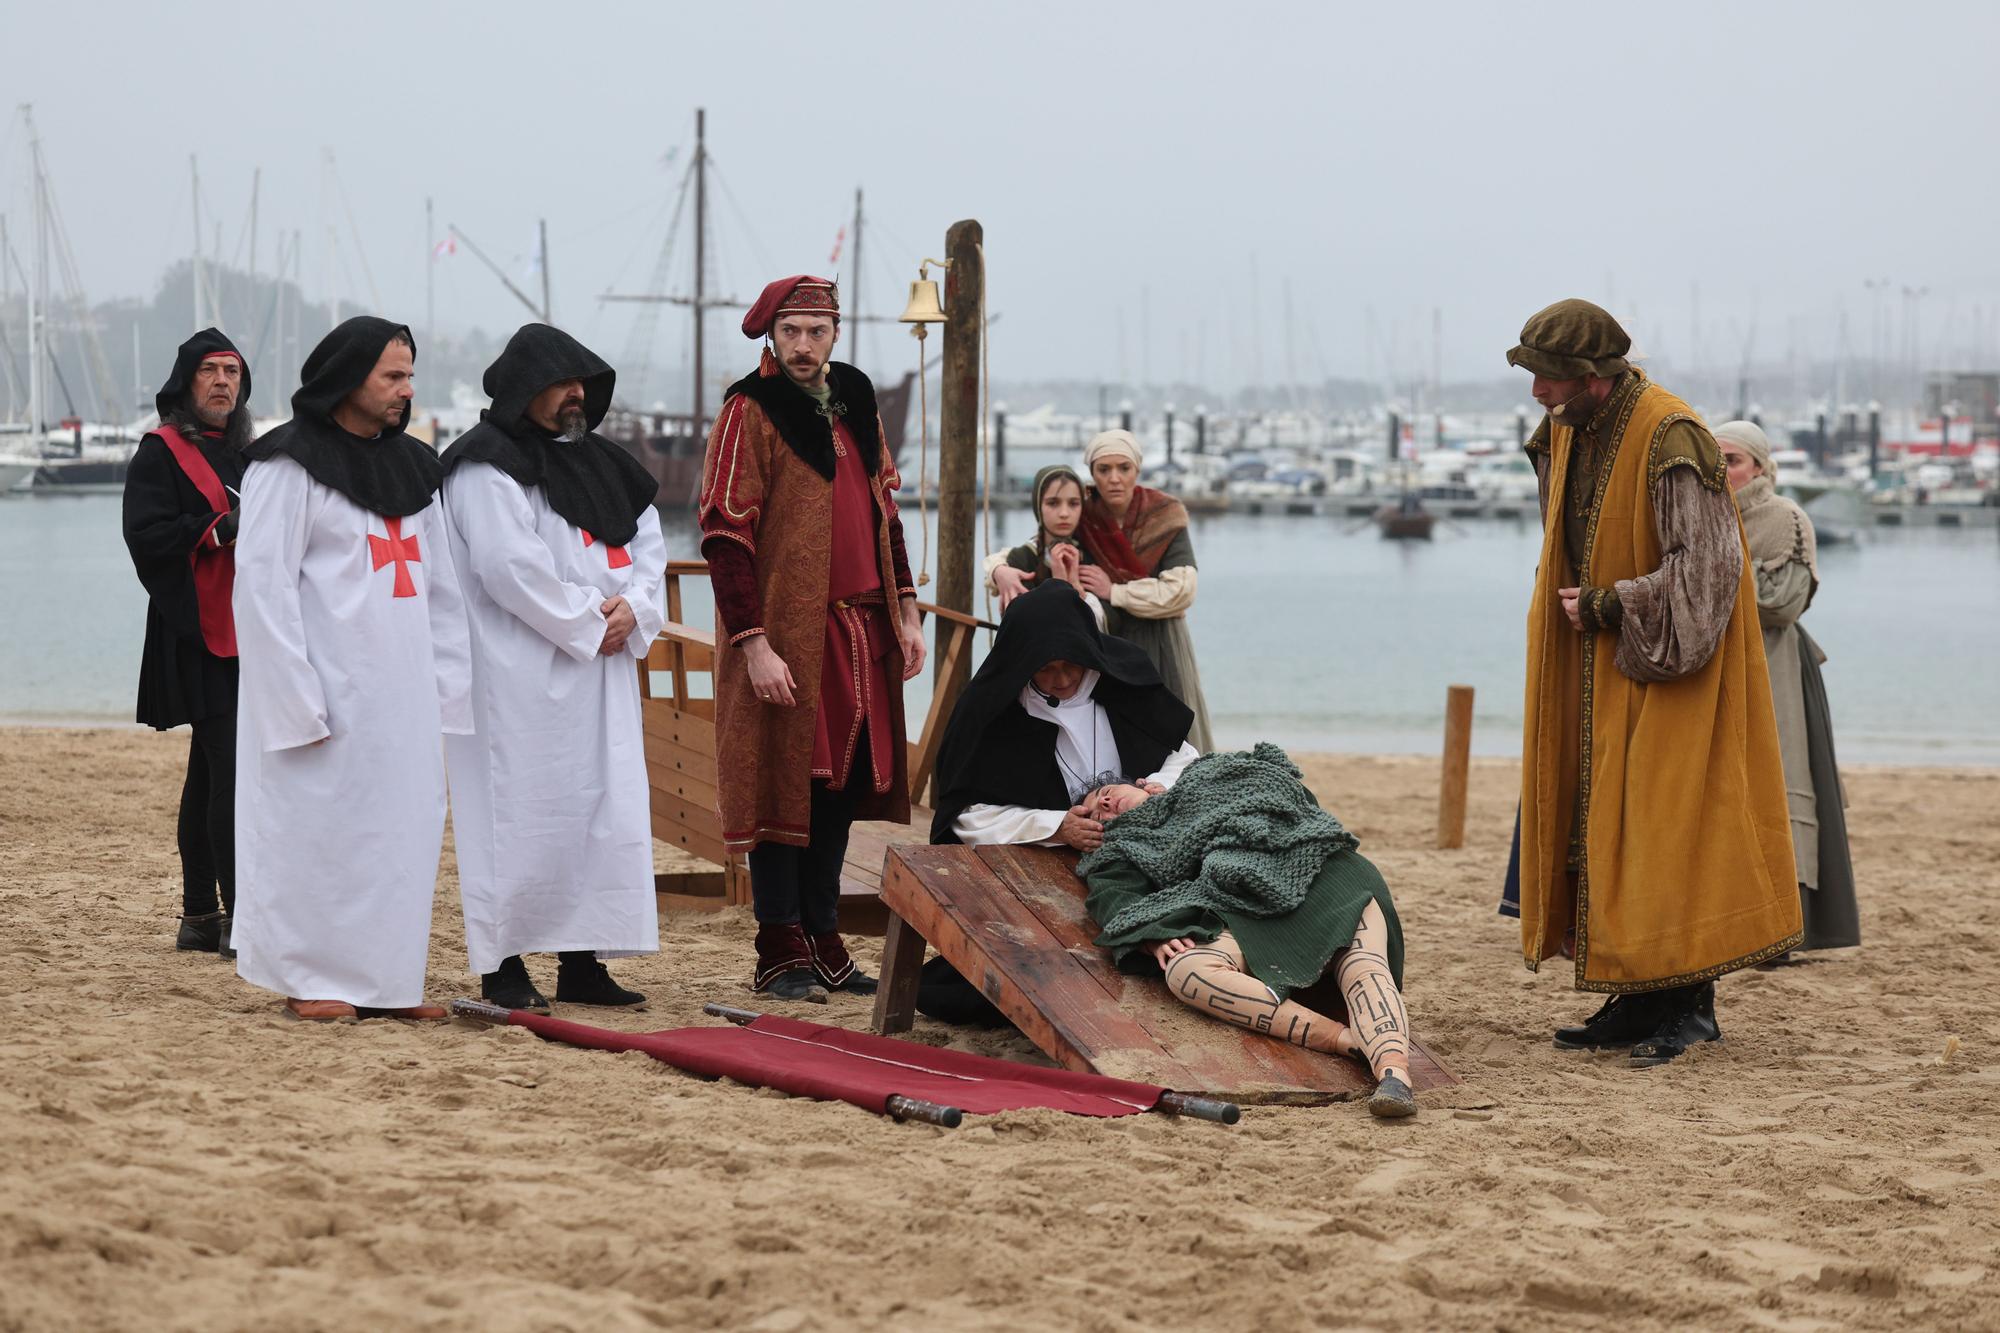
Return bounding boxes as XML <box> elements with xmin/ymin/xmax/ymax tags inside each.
<box><xmin>231</xmin><ymin>316</ymin><xmax>473</xmax><ymax>1023</ymax></box>
<box><xmin>919</xmin><ymin>579</ymin><xmax>1196</xmax><ymax>1023</ymax></box>
<box><xmin>440</xmin><ymin>324</ymin><xmax>666</xmax><ymax>1013</ymax></box>
<box><xmin>122</xmin><ymin>328</ymin><xmax>253</xmax><ymax>959</ymax></box>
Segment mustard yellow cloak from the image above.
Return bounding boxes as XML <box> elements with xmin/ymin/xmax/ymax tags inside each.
<box><xmin>1521</xmin><ymin>379</ymin><xmax>1802</xmax><ymax>991</ymax></box>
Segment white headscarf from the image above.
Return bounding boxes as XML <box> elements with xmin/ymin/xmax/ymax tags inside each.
<box><xmin>1084</xmin><ymin>429</ymin><xmax>1143</xmax><ymax>472</ymax></box>
<box><xmin>1712</xmin><ymin>420</ymin><xmax>1775</xmax><ymax>476</ymax></box>
<box><xmin>1018</xmin><ymin>670</ymin><xmax>1125</xmax><ymax>802</ymax></box>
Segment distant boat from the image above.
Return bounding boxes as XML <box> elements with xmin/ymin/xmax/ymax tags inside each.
<box><xmin>1376</xmin><ymin>491</ymin><xmax>1435</xmax><ymax>540</ymax></box>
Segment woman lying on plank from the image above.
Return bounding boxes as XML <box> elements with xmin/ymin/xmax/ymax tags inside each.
<box><xmin>1077</xmin><ymin>744</ymin><xmax>1417</xmax><ymax>1119</ymax></box>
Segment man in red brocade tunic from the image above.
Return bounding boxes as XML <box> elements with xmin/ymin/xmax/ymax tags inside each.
<box><xmin>698</xmin><ymin>275</ymin><xmax>926</xmax><ymax>1002</ymax></box>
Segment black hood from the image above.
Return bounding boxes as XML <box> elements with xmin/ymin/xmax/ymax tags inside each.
<box><xmin>246</xmin><ymin>316</ymin><xmax>441</xmax><ymax>517</ymax></box>
<box><xmin>482</xmin><ymin>322</ymin><xmax>615</xmax><ymax>432</ymax></box>
<box><xmin>440</xmin><ymin>323</ymin><xmax>657</xmax><ymax>545</ymax></box>
<box><xmin>929</xmin><ymin>580</ymin><xmax>1193</xmax><ymax>843</ymax></box>
<box><xmin>156</xmin><ymin>327</ymin><xmax>251</xmax><ymax>420</ymax></box>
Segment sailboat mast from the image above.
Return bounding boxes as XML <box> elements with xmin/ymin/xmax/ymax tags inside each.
<box><xmin>190</xmin><ymin>156</ymin><xmax>206</xmax><ymax>330</ymax></box>
<box><xmin>27</xmin><ymin>107</ymin><xmax>47</xmax><ymax>445</ymax></box>
<box><xmin>425</xmin><ymin>197</ymin><xmax>434</xmax><ymax>364</ymax></box>
<box><xmin>851</xmin><ymin>186</ymin><xmax>863</xmax><ymax>367</ymax></box>
<box><xmin>1</xmin><ymin>213</ymin><xmax>11</xmax><ymax>422</ymax></box>
<box><xmin>538</xmin><ymin>217</ymin><xmax>551</xmax><ymax>323</ymax></box>
<box><xmin>692</xmin><ymin>107</ymin><xmax>707</xmax><ymax>434</ymax></box>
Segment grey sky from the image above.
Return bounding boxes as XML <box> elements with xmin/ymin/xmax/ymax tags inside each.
<box><xmin>6</xmin><ymin>0</ymin><xmax>1998</xmax><ymax>398</ymax></box>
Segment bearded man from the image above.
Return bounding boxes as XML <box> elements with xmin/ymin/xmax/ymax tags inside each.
<box><xmin>232</xmin><ymin>317</ymin><xmax>473</xmax><ymax>1022</ymax></box>
<box><xmin>122</xmin><ymin>328</ymin><xmax>254</xmax><ymax>960</ymax></box>
<box><xmin>441</xmin><ymin>324</ymin><xmax>665</xmax><ymax>1012</ymax></box>
<box><xmin>1509</xmin><ymin>299</ymin><xmax>1801</xmax><ymax>1067</ymax></box>
<box><xmin>697</xmin><ymin>275</ymin><xmax>925</xmax><ymax>1002</ymax></box>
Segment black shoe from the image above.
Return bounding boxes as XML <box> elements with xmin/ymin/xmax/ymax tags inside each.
<box><xmin>554</xmin><ymin>953</ymin><xmax>646</xmax><ymax>1007</ymax></box>
<box><xmin>1629</xmin><ymin>984</ymin><xmax>1720</xmax><ymax>1068</ymax></box>
<box><xmin>480</xmin><ymin>955</ymin><xmax>551</xmax><ymax>1013</ymax></box>
<box><xmin>760</xmin><ymin>967</ymin><xmax>830</xmax><ymax>1004</ymax></box>
<box><xmin>1368</xmin><ymin>1071</ymin><xmax>1418</xmax><ymax>1119</ymax></box>
<box><xmin>829</xmin><ymin>967</ymin><xmax>878</xmax><ymax>996</ymax></box>
<box><xmin>1553</xmin><ymin>993</ymin><xmax>1663</xmax><ymax>1050</ymax></box>
<box><xmin>217</xmin><ymin>916</ymin><xmax>236</xmax><ymax>961</ymax></box>
<box><xmin>176</xmin><ymin>911</ymin><xmax>225</xmax><ymax>952</ymax></box>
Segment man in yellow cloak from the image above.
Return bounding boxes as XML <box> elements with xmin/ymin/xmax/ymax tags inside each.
<box><xmin>1510</xmin><ymin>299</ymin><xmax>1803</xmax><ymax>1067</ymax></box>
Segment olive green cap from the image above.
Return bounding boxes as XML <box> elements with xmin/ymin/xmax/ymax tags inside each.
<box><xmin>1506</xmin><ymin>298</ymin><xmax>1632</xmax><ymax>379</ymax></box>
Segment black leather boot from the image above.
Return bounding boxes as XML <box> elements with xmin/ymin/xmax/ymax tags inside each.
<box><xmin>480</xmin><ymin>955</ymin><xmax>551</xmax><ymax>1013</ymax></box>
<box><xmin>1629</xmin><ymin>983</ymin><xmax>1720</xmax><ymax>1067</ymax></box>
<box><xmin>554</xmin><ymin>952</ymin><xmax>646</xmax><ymax>1007</ymax></box>
<box><xmin>176</xmin><ymin>911</ymin><xmax>225</xmax><ymax>952</ymax></box>
<box><xmin>217</xmin><ymin>916</ymin><xmax>236</xmax><ymax>961</ymax></box>
<box><xmin>1553</xmin><ymin>992</ymin><xmax>1664</xmax><ymax>1050</ymax></box>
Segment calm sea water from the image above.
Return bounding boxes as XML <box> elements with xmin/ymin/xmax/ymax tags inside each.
<box><xmin>6</xmin><ymin>494</ymin><xmax>1996</xmax><ymax>765</ymax></box>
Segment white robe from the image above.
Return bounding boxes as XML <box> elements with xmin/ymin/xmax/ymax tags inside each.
<box><xmin>952</xmin><ymin>670</ymin><xmax>1200</xmax><ymax>845</ymax></box>
<box><xmin>441</xmin><ymin>462</ymin><xmax>667</xmax><ymax>975</ymax></box>
<box><xmin>232</xmin><ymin>455</ymin><xmax>473</xmax><ymax>1008</ymax></box>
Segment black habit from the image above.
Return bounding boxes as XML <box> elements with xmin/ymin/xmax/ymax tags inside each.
<box><xmin>921</xmin><ymin>580</ymin><xmax>1194</xmax><ymax>1025</ymax></box>
<box><xmin>123</xmin><ymin>327</ymin><xmax>251</xmax><ymax>730</ymax></box>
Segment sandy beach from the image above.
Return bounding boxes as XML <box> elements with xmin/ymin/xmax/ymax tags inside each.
<box><xmin>2</xmin><ymin>725</ymin><xmax>1995</xmax><ymax>1331</ymax></box>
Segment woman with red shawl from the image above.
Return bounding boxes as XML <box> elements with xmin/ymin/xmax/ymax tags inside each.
<box><xmin>1068</xmin><ymin>429</ymin><xmax>1213</xmax><ymax>751</ymax></box>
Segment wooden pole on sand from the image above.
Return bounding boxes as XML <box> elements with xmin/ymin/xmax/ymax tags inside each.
<box><xmin>1437</xmin><ymin>684</ymin><xmax>1475</xmax><ymax>849</ymax></box>
<box><xmin>935</xmin><ymin>218</ymin><xmax>983</xmax><ymax>698</ymax></box>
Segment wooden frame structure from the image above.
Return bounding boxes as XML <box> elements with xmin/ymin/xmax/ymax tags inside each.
<box><xmin>639</xmin><ymin>561</ymin><xmax>993</xmax><ymax>934</ymax></box>
<box><xmin>870</xmin><ymin>843</ymin><xmax>1459</xmax><ymax>1104</ymax></box>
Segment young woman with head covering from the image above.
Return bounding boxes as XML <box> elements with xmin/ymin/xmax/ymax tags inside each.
<box><xmin>1067</xmin><ymin>429</ymin><xmax>1214</xmax><ymax>752</ymax></box>
<box><xmin>1714</xmin><ymin>421</ymin><xmax>1859</xmax><ymax>958</ymax></box>
<box><xmin>984</xmin><ymin>464</ymin><xmax>1097</xmax><ymax>612</ymax></box>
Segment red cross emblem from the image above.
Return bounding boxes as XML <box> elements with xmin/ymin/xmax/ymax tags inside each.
<box><xmin>582</xmin><ymin>529</ymin><xmax>631</xmax><ymax>569</ymax></box>
<box><xmin>367</xmin><ymin>516</ymin><xmax>422</xmax><ymax>597</ymax></box>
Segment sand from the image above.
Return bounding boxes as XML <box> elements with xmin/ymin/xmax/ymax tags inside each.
<box><xmin>2</xmin><ymin>727</ymin><xmax>1995</xmax><ymax>1332</ymax></box>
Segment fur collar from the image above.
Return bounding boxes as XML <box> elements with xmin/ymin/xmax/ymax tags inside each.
<box><xmin>723</xmin><ymin>358</ymin><xmax>881</xmax><ymax>480</ymax></box>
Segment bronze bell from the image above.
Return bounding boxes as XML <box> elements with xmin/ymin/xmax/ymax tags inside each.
<box><xmin>898</xmin><ymin>276</ymin><xmax>946</xmax><ymax>325</ymax></box>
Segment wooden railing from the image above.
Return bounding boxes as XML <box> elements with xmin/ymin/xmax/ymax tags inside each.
<box><xmin>638</xmin><ymin>561</ymin><xmax>995</xmax><ymax>920</ymax></box>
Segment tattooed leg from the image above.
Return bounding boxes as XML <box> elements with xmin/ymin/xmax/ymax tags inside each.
<box><xmin>1334</xmin><ymin>900</ymin><xmax>1410</xmax><ymax>1083</ymax></box>
<box><xmin>1161</xmin><ymin>931</ymin><xmax>1356</xmax><ymax>1057</ymax></box>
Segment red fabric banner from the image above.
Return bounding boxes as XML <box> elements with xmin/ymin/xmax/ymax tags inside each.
<box><xmin>502</xmin><ymin>1011</ymin><xmax>1167</xmax><ymax>1119</ymax></box>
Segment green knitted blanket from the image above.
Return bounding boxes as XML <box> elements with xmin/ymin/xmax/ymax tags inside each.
<box><xmin>1077</xmin><ymin>742</ymin><xmax>1358</xmax><ymax>939</ymax></box>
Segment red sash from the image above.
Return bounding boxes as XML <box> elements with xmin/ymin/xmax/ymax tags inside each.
<box><xmin>155</xmin><ymin>425</ymin><xmax>238</xmax><ymax>658</ymax></box>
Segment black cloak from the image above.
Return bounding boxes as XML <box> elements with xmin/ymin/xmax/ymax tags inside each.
<box><xmin>245</xmin><ymin>315</ymin><xmax>441</xmax><ymax>516</ymax></box>
<box><xmin>919</xmin><ymin>580</ymin><xmax>1193</xmax><ymax>1025</ymax></box>
<box><xmin>122</xmin><ymin>328</ymin><xmax>252</xmax><ymax>729</ymax></box>
<box><xmin>929</xmin><ymin>580</ymin><xmax>1195</xmax><ymax>844</ymax></box>
<box><xmin>439</xmin><ymin>323</ymin><xmax>658</xmax><ymax>544</ymax></box>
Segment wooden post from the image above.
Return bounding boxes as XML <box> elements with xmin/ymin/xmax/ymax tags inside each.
<box><xmin>1437</xmin><ymin>684</ymin><xmax>1474</xmax><ymax>849</ymax></box>
<box><xmin>935</xmin><ymin>218</ymin><xmax>982</xmax><ymax>695</ymax></box>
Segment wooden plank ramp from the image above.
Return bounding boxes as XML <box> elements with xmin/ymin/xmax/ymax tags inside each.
<box><xmin>872</xmin><ymin>844</ymin><xmax>1457</xmax><ymax>1105</ymax></box>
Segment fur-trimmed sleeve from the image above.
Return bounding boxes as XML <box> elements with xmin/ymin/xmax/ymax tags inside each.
<box><xmin>696</xmin><ymin>394</ymin><xmax>765</xmax><ymax>553</ymax></box>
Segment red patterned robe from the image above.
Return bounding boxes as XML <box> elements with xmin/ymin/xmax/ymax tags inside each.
<box><xmin>698</xmin><ymin>353</ymin><xmax>915</xmax><ymax>852</ymax></box>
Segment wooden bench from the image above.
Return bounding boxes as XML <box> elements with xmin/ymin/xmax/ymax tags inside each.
<box><xmin>870</xmin><ymin>843</ymin><xmax>1458</xmax><ymax>1104</ymax></box>
<box><xmin>639</xmin><ymin>561</ymin><xmax>993</xmax><ymax>936</ymax></box>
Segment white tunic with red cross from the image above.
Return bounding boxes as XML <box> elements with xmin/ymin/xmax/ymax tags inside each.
<box><xmin>230</xmin><ymin>453</ymin><xmax>473</xmax><ymax>1009</ymax></box>
<box><xmin>439</xmin><ymin>461</ymin><xmax>668</xmax><ymax>975</ymax></box>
